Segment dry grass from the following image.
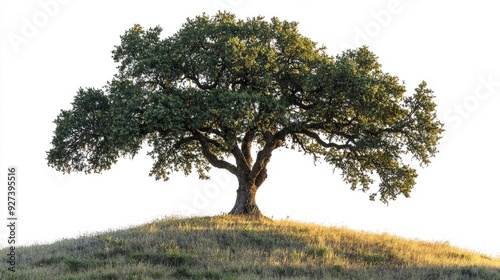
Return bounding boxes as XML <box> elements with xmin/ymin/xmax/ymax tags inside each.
<box><xmin>1</xmin><ymin>215</ymin><xmax>499</xmax><ymax>279</ymax></box>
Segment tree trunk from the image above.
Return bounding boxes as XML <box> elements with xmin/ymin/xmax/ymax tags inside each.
<box><xmin>228</xmin><ymin>134</ymin><xmax>276</xmax><ymax>219</ymax></box>
<box><xmin>229</xmin><ymin>178</ymin><xmax>262</xmax><ymax>218</ymax></box>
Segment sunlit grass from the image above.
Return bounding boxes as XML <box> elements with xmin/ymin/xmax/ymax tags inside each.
<box><xmin>1</xmin><ymin>215</ymin><xmax>499</xmax><ymax>279</ymax></box>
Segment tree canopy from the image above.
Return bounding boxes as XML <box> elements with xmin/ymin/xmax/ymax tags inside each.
<box><xmin>47</xmin><ymin>12</ymin><xmax>443</xmax><ymax>216</ymax></box>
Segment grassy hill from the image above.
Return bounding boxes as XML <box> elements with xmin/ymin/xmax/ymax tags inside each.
<box><xmin>1</xmin><ymin>215</ymin><xmax>499</xmax><ymax>279</ymax></box>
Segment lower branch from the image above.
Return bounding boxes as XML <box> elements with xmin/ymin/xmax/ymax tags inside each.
<box><xmin>194</xmin><ymin>131</ymin><xmax>238</xmax><ymax>175</ymax></box>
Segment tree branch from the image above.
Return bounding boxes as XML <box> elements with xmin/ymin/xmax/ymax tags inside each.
<box><xmin>255</xmin><ymin>167</ymin><xmax>267</xmax><ymax>187</ymax></box>
<box><xmin>241</xmin><ymin>130</ymin><xmax>255</xmax><ymax>167</ymax></box>
<box><xmin>291</xmin><ymin>134</ymin><xmax>320</xmax><ymax>163</ymax></box>
<box><xmin>185</xmin><ymin>75</ymin><xmax>217</xmax><ymax>90</ymax></box>
<box><xmin>173</xmin><ymin>136</ymin><xmax>197</xmax><ymax>149</ymax></box>
<box><xmin>231</xmin><ymin>146</ymin><xmax>251</xmax><ymax>172</ymax></box>
<box><xmin>194</xmin><ymin>131</ymin><xmax>238</xmax><ymax>175</ymax></box>
<box><xmin>249</xmin><ymin>130</ymin><xmax>286</xmax><ymax>183</ymax></box>
<box><xmin>306</xmin><ymin>120</ymin><xmax>357</xmax><ymax>142</ymax></box>
<box><xmin>291</xmin><ymin>95</ymin><xmax>315</xmax><ymax>110</ymax></box>
<box><xmin>198</xmin><ymin>127</ymin><xmax>223</xmax><ymax>136</ymax></box>
<box><xmin>198</xmin><ymin>132</ymin><xmax>225</xmax><ymax>150</ymax></box>
<box><xmin>300</xmin><ymin>129</ymin><xmax>351</xmax><ymax>149</ymax></box>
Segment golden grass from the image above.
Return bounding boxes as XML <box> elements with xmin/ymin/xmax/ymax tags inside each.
<box><xmin>1</xmin><ymin>215</ymin><xmax>499</xmax><ymax>279</ymax></box>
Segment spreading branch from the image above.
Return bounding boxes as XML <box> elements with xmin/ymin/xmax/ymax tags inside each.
<box><xmin>194</xmin><ymin>131</ymin><xmax>238</xmax><ymax>175</ymax></box>
<box><xmin>241</xmin><ymin>130</ymin><xmax>255</xmax><ymax>167</ymax></box>
<box><xmin>300</xmin><ymin>129</ymin><xmax>352</xmax><ymax>150</ymax></box>
<box><xmin>249</xmin><ymin>130</ymin><xmax>287</xmax><ymax>182</ymax></box>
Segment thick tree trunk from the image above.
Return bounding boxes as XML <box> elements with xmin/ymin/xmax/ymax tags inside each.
<box><xmin>229</xmin><ymin>178</ymin><xmax>262</xmax><ymax>218</ymax></box>
<box><xmin>228</xmin><ymin>131</ymin><xmax>278</xmax><ymax>219</ymax></box>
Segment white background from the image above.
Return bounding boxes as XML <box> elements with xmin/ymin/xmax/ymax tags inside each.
<box><xmin>1</xmin><ymin>0</ymin><xmax>499</xmax><ymax>257</ymax></box>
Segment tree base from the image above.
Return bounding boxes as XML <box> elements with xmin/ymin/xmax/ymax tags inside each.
<box><xmin>228</xmin><ymin>206</ymin><xmax>271</xmax><ymax>220</ymax></box>
<box><xmin>227</xmin><ymin>211</ymin><xmax>271</xmax><ymax>221</ymax></box>
<box><xmin>228</xmin><ymin>207</ymin><xmax>262</xmax><ymax>218</ymax></box>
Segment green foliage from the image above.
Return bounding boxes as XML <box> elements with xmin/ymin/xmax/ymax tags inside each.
<box><xmin>47</xmin><ymin>12</ymin><xmax>444</xmax><ymax>203</ymax></box>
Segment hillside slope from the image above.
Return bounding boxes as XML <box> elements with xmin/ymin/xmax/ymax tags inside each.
<box><xmin>1</xmin><ymin>215</ymin><xmax>499</xmax><ymax>279</ymax></box>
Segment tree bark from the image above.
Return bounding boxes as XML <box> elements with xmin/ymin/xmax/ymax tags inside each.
<box><xmin>228</xmin><ymin>130</ymin><xmax>282</xmax><ymax>218</ymax></box>
<box><xmin>229</xmin><ymin>177</ymin><xmax>262</xmax><ymax>218</ymax></box>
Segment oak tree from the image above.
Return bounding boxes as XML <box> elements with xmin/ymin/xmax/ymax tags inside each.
<box><xmin>47</xmin><ymin>12</ymin><xmax>444</xmax><ymax>217</ymax></box>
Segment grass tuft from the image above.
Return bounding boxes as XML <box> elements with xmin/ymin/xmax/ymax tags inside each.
<box><xmin>129</xmin><ymin>251</ymin><xmax>192</xmax><ymax>266</ymax></box>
